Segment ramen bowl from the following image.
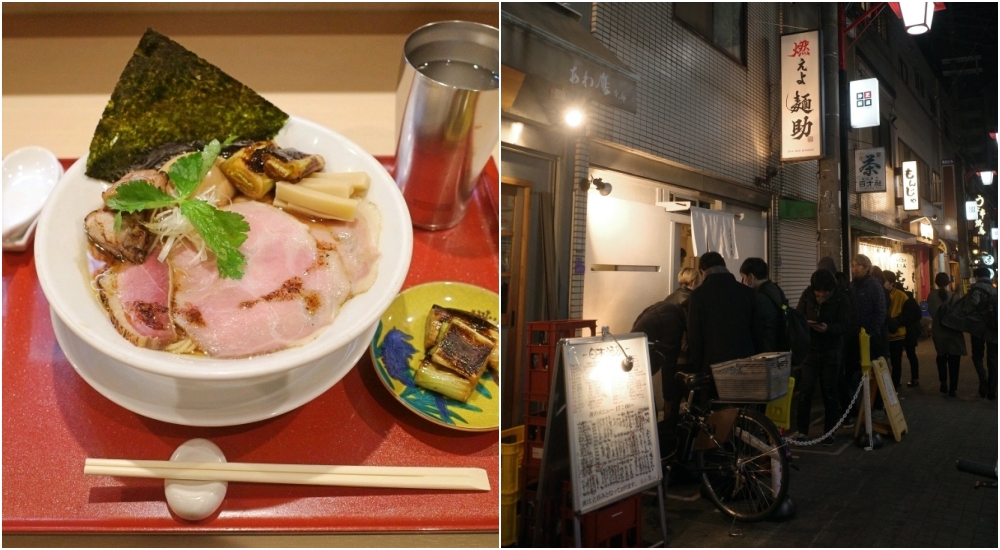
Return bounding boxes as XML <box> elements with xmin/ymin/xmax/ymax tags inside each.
<box><xmin>35</xmin><ymin>117</ymin><xmax>412</xmax><ymax>423</ymax></box>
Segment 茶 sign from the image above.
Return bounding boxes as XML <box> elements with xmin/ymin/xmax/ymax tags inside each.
<box><xmin>855</xmin><ymin>147</ymin><xmax>886</xmax><ymax>193</ymax></box>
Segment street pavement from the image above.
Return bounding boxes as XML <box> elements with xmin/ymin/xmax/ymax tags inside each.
<box><xmin>642</xmin><ymin>336</ymin><xmax>998</xmax><ymax>548</ymax></box>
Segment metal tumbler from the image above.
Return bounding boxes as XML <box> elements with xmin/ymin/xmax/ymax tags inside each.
<box><xmin>394</xmin><ymin>21</ymin><xmax>499</xmax><ymax>230</ymax></box>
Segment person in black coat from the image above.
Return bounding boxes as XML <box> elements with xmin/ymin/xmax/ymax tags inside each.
<box><xmin>631</xmin><ymin>269</ymin><xmax>697</xmax><ymax>446</ymax></box>
<box><xmin>795</xmin><ymin>269</ymin><xmax>851</xmax><ymax>445</ymax></box>
<box><xmin>687</xmin><ymin>252</ymin><xmax>764</xmax><ymax>389</ymax></box>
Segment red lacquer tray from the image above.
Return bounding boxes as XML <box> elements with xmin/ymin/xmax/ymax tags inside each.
<box><xmin>2</xmin><ymin>158</ymin><xmax>499</xmax><ymax>534</ymax></box>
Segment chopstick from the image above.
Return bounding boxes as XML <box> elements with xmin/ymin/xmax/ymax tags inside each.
<box><xmin>84</xmin><ymin>459</ymin><xmax>490</xmax><ymax>491</ymax></box>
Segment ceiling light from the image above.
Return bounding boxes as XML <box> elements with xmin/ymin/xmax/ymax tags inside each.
<box><xmin>565</xmin><ymin>108</ymin><xmax>584</xmax><ymax>127</ymax></box>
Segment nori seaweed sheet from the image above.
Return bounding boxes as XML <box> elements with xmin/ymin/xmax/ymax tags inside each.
<box><xmin>85</xmin><ymin>29</ymin><xmax>289</xmax><ymax>182</ymax></box>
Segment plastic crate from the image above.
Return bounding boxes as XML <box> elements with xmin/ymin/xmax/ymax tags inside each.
<box><xmin>711</xmin><ymin>351</ymin><xmax>791</xmax><ymax>403</ymax></box>
<box><xmin>501</xmin><ymin>491</ymin><xmax>520</xmax><ymax>546</ymax></box>
<box><xmin>765</xmin><ymin>376</ymin><xmax>796</xmax><ymax>430</ymax></box>
<box><xmin>501</xmin><ymin>426</ymin><xmax>524</xmax><ymax>495</ymax></box>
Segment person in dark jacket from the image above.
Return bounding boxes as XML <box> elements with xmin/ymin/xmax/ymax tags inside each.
<box><xmin>739</xmin><ymin>257</ymin><xmax>786</xmax><ymax>353</ymax></box>
<box><xmin>967</xmin><ymin>267</ymin><xmax>998</xmax><ymax>399</ymax></box>
<box><xmin>795</xmin><ymin>269</ymin><xmax>851</xmax><ymax>445</ymax></box>
<box><xmin>687</xmin><ymin>252</ymin><xmax>764</xmax><ymax>385</ymax></box>
<box><xmin>851</xmin><ymin>255</ymin><xmax>887</xmax><ymax>360</ymax></box>
<box><xmin>927</xmin><ymin>272</ymin><xmax>966</xmax><ymax>396</ymax></box>
<box><xmin>631</xmin><ymin>267</ymin><xmax>698</xmax><ymax>447</ymax></box>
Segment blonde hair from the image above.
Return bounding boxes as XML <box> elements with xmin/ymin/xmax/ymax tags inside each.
<box><xmin>678</xmin><ymin>267</ymin><xmax>698</xmax><ymax>288</ymax></box>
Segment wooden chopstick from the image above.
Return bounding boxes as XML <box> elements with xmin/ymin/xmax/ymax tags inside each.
<box><xmin>83</xmin><ymin>459</ymin><xmax>490</xmax><ymax>491</ymax></box>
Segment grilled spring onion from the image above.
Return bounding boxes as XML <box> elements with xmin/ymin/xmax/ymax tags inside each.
<box><xmin>413</xmin><ymin>319</ymin><xmax>494</xmax><ymax>402</ymax></box>
<box><xmin>414</xmin><ymin>359</ymin><xmax>478</xmax><ymax>402</ymax></box>
<box><xmin>424</xmin><ymin>305</ymin><xmax>499</xmax><ymax>371</ymax></box>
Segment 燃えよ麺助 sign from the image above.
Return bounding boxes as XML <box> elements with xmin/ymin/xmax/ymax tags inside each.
<box><xmin>781</xmin><ymin>31</ymin><xmax>822</xmax><ymax>161</ymax></box>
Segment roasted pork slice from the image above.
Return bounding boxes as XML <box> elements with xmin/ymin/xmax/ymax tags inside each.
<box><xmin>85</xmin><ymin>208</ymin><xmax>155</xmax><ymax>264</ymax></box>
<box><xmin>171</xmin><ymin>201</ymin><xmax>351</xmax><ymax>358</ymax></box>
<box><xmin>102</xmin><ymin>169</ymin><xmax>170</xmax><ymax>202</ymax></box>
<box><xmin>424</xmin><ymin>305</ymin><xmax>499</xmax><ymax>371</ymax></box>
<box><xmin>97</xmin><ymin>248</ymin><xmax>179</xmax><ymax>350</ymax></box>
<box><xmin>310</xmin><ymin>200</ymin><xmax>381</xmax><ymax>296</ymax></box>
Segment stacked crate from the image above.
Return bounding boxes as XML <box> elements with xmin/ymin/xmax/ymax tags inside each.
<box><xmin>560</xmin><ymin>481</ymin><xmax>644</xmax><ymax>548</ymax></box>
<box><xmin>520</xmin><ymin>319</ymin><xmax>597</xmax><ymax>546</ymax></box>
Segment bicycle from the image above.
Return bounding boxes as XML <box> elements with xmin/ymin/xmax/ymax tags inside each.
<box><xmin>662</xmin><ymin>370</ymin><xmax>790</xmax><ymax>522</ymax></box>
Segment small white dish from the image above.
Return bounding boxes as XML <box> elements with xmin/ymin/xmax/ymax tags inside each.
<box><xmin>2</xmin><ymin>146</ymin><xmax>63</xmax><ymax>241</ymax></box>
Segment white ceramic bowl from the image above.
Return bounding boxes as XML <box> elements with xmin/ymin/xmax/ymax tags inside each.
<box><xmin>35</xmin><ymin>116</ymin><xmax>413</xmax><ymax>383</ymax></box>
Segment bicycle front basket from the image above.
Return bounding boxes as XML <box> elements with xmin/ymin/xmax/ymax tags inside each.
<box><xmin>710</xmin><ymin>352</ymin><xmax>791</xmax><ymax>403</ymax></box>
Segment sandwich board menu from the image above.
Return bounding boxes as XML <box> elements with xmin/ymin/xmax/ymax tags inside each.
<box><xmin>531</xmin><ymin>331</ymin><xmax>667</xmax><ymax>547</ymax></box>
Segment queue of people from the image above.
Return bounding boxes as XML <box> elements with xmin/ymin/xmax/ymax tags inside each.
<box><xmin>633</xmin><ymin>251</ymin><xmax>997</xmax><ymax>454</ymax></box>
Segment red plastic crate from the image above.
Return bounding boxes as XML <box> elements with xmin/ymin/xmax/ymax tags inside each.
<box><xmin>560</xmin><ymin>483</ymin><xmax>643</xmax><ymax>548</ymax></box>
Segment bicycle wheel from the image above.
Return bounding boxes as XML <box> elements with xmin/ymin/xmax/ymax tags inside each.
<box><xmin>696</xmin><ymin>407</ymin><xmax>789</xmax><ymax>522</ymax></box>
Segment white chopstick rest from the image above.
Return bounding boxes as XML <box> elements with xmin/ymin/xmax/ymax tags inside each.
<box><xmin>85</xmin><ymin>438</ymin><xmax>492</xmax><ymax>521</ymax></box>
<box><xmin>163</xmin><ymin>438</ymin><xmax>227</xmax><ymax>521</ymax></box>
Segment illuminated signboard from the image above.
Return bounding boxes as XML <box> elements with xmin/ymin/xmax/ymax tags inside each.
<box><xmin>781</xmin><ymin>31</ymin><xmax>823</xmax><ymax>161</ymax></box>
<box><xmin>855</xmin><ymin>147</ymin><xmax>886</xmax><ymax>193</ymax></box>
<box><xmin>901</xmin><ymin>161</ymin><xmax>919</xmax><ymax>211</ymax></box>
<box><xmin>919</xmin><ymin>222</ymin><xmax>933</xmax><ymax>241</ymax></box>
<box><xmin>850</xmin><ymin>78</ymin><xmax>880</xmax><ymax>128</ymax></box>
<box><xmin>966</xmin><ymin>201</ymin><xmax>979</xmax><ymax>220</ymax></box>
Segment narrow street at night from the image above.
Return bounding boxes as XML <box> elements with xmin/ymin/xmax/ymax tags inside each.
<box><xmin>643</xmin><ymin>341</ymin><xmax>998</xmax><ymax>548</ymax></box>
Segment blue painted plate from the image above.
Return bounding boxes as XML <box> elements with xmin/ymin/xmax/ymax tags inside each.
<box><xmin>371</xmin><ymin>281</ymin><xmax>499</xmax><ymax>431</ymax></box>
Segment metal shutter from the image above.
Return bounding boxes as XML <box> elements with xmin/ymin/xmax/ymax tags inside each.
<box><xmin>774</xmin><ymin>218</ymin><xmax>817</xmax><ymax>306</ymax></box>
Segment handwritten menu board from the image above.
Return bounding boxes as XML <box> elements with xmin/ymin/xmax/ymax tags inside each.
<box><xmin>561</xmin><ymin>333</ymin><xmax>662</xmax><ymax>514</ymax></box>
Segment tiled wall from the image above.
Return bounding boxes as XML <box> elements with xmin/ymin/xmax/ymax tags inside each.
<box><xmin>586</xmin><ymin>3</ymin><xmax>820</xmax><ymax>203</ymax></box>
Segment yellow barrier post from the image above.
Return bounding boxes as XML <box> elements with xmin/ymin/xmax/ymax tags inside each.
<box><xmin>855</xmin><ymin>329</ymin><xmax>874</xmax><ymax>448</ymax></box>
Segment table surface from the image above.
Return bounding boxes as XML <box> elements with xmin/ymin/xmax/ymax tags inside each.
<box><xmin>2</xmin><ymin>148</ymin><xmax>499</xmax><ymax>540</ymax></box>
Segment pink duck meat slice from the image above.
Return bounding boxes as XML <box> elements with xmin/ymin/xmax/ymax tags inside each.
<box><xmin>171</xmin><ymin>201</ymin><xmax>351</xmax><ymax>358</ymax></box>
<box><xmin>310</xmin><ymin>201</ymin><xmax>381</xmax><ymax>296</ymax></box>
<box><xmin>97</xmin><ymin>248</ymin><xmax>178</xmax><ymax>350</ymax></box>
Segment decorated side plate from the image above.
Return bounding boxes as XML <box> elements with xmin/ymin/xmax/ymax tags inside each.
<box><xmin>371</xmin><ymin>281</ymin><xmax>499</xmax><ymax>431</ymax></box>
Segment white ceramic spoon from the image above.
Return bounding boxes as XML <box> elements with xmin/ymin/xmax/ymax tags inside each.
<box><xmin>2</xmin><ymin>146</ymin><xmax>63</xmax><ymax>246</ymax></box>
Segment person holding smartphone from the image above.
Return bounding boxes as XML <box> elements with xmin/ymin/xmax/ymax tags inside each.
<box><xmin>794</xmin><ymin>269</ymin><xmax>851</xmax><ymax>445</ymax></box>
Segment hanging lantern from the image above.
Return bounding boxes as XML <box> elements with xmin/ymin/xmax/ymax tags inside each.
<box><xmin>979</xmin><ymin>171</ymin><xmax>994</xmax><ymax>186</ymax></box>
<box><xmin>900</xmin><ymin>2</ymin><xmax>935</xmax><ymax>34</ymax></box>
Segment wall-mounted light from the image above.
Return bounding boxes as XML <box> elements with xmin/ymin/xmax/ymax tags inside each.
<box><xmin>980</xmin><ymin>170</ymin><xmax>994</xmax><ymax>186</ymax></box>
<box><xmin>564</xmin><ymin>108</ymin><xmax>584</xmax><ymax>127</ymax></box>
<box><xmin>899</xmin><ymin>2</ymin><xmax>935</xmax><ymax>34</ymax></box>
<box><xmin>580</xmin><ymin>176</ymin><xmax>612</xmax><ymax>196</ymax></box>
<box><xmin>945</xmin><ymin>224</ymin><xmax>952</xmax><ymax>231</ymax></box>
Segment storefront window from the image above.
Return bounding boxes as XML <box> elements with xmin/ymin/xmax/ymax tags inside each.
<box><xmin>674</xmin><ymin>3</ymin><xmax>746</xmax><ymax>65</ymax></box>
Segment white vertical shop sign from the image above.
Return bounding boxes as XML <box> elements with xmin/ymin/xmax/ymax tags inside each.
<box><xmin>855</xmin><ymin>147</ymin><xmax>886</xmax><ymax>192</ymax></box>
<box><xmin>966</xmin><ymin>200</ymin><xmax>978</xmax><ymax>220</ymax></box>
<box><xmin>850</xmin><ymin>78</ymin><xmax>880</xmax><ymax>128</ymax></box>
<box><xmin>781</xmin><ymin>31</ymin><xmax>822</xmax><ymax>161</ymax></box>
<box><xmin>901</xmin><ymin>160</ymin><xmax>919</xmax><ymax>211</ymax></box>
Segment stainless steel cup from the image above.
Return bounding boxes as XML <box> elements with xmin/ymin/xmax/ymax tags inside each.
<box><xmin>394</xmin><ymin>21</ymin><xmax>499</xmax><ymax>230</ymax></box>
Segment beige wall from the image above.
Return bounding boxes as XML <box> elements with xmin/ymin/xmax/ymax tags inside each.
<box><xmin>3</xmin><ymin>3</ymin><xmax>499</xmax><ymax>157</ymax></box>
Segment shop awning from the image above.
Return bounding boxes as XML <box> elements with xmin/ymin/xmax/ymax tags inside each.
<box><xmin>851</xmin><ymin>216</ymin><xmax>916</xmax><ymax>243</ymax></box>
<box><xmin>502</xmin><ymin>3</ymin><xmax>639</xmax><ymax>112</ymax></box>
